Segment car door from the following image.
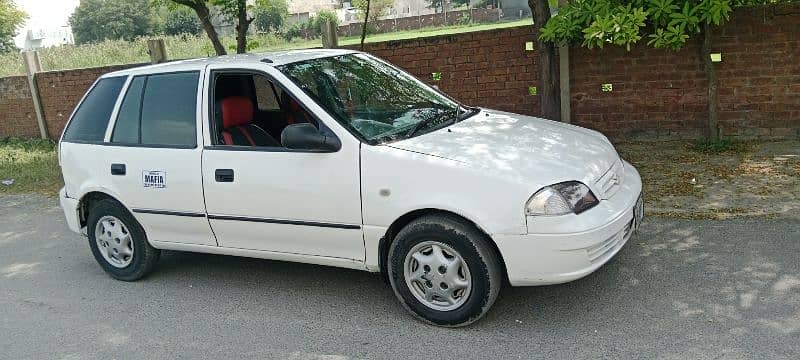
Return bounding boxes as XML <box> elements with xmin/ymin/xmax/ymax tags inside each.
<box><xmin>200</xmin><ymin>65</ymin><xmax>364</xmax><ymax>260</ymax></box>
<box><xmin>101</xmin><ymin>70</ymin><xmax>216</xmax><ymax>246</ymax></box>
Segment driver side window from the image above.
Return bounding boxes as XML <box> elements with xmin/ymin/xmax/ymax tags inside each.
<box><xmin>211</xmin><ymin>71</ymin><xmax>318</xmax><ymax>148</ymax></box>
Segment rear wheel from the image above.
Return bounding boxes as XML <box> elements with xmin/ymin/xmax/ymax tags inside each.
<box><xmin>388</xmin><ymin>214</ymin><xmax>502</xmax><ymax>327</ymax></box>
<box><xmin>87</xmin><ymin>199</ymin><xmax>160</xmax><ymax>281</ymax></box>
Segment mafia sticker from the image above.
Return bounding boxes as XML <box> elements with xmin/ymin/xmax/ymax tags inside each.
<box><xmin>143</xmin><ymin>170</ymin><xmax>166</xmax><ymax>188</ymax></box>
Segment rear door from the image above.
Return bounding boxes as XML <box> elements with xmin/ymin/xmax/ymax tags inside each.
<box><xmin>99</xmin><ymin>70</ymin><xmax>215</xmax><ymax>246</ymax></box>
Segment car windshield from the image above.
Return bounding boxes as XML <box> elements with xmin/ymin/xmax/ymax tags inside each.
<box><xmin>278</xmin><ymin>53</ymin><xmax>476</xmax><ymax>144</ymax></box>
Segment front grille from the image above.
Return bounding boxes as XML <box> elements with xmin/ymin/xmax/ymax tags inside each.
<box><xmin>595</xmin><ymin>160</ymin><xmax>624</xmax><ymax>199</ymax></box>
<box><xmin>587</xmin><ymin>219</ymin><xmax>634</xmax><ymax>264</ymax></box>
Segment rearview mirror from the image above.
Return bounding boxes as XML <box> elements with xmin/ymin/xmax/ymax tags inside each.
<box><xmin>280</xmin><ymin>123</ymin><xmax>341</xmax><ymax>152</ymax></box>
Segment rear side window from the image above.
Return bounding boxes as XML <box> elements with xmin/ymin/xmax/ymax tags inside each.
<box><xmin>111</xmin><ymin>76</ymin><xmax>145</xmax><ymax>143</ymax></box>
<box><xmin>141</xmin><ymin>72</ymin><xmax>199</xmax><ymax>146</ymax></box>
<box><xmin>62</xmin><ymin>76</ymin><xmax>126</xmax><ymax>142</ymax></box>
<box><xmin>109</xmin><ymin>71</ymin><xmax>200</xmax><ymax>147</ymax></box>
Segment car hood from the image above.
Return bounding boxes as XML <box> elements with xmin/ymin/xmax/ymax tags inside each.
<box><xmin>387</xmin><ymin>109</ymin><xmax>620</xmax><ymax>190</ymax></box>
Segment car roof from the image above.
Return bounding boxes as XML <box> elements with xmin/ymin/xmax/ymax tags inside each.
<box><xmin>102</xmin><ymin>48</ymin><xmax>358</xmax><ymax>78</ymax></box>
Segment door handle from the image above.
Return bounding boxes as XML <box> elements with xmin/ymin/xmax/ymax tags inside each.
<box><xmin>215</xmin><ymin>169</ymin><xmax>234</xmax><ymax>182</ymax></box>
<box><xmin>111</xmin><ymin>163</ymin><xmax>126</xmax><ymax>176</ymax></box>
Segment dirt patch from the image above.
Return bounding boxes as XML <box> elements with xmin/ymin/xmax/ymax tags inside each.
<box><xmin>617</xmin><ymin>140</ymin><xmax>800</xmax><ymax>220</ymax></box>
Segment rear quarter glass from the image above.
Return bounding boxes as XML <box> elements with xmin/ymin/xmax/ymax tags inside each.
<box><xmin>62</xmin><ymin>76</ymin><xmax>127</xmax><ymax>142</ymax></box>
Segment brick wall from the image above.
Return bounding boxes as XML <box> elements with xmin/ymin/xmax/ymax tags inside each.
<box><xmin>0</xmin><ymin>4</ymin><xmax>797</xmax><ymax>140</ymax></box>
<box><xmin>569</xmin><ymin>43</ymin><xmax>710</xmax><ymax>140</ymax></box>
<box><xmin>352</xmin><ymin>26</ymin><xmax>539</xmax><ymax>116</ymax></box>
<box><xmin>0</xmin><ymin>76</ymin><xmax>39</xmax><ymax>138</ymax></box>
<box><xmin>568</xmin><ymin>4</ymin><xmax>800</xmax><ymax>140</ymax></box>
<box><xmin>716</xmin><ymin>5</ymin><xmax>800</xmax><ymax>139</ymax></box>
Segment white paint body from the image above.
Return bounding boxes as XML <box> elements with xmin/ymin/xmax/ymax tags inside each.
<box><xmin>58</xmin><ymin>50</ymin><xmax>642</xmax><ymax>286</ymax></box>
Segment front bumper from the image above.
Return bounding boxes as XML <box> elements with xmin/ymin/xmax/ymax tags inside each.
<box><xmin>59</xmin><ymin>187</ymin><xmax>83</xmax><ymax>235</ymax></box>
<box><xmin>495</xmin><ymin>160</ymin><xmax>643</xmax><ymax>286</ymax></box>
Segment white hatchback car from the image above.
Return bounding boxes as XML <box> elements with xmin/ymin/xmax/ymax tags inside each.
<box><xmin>59</xmin><ymin>49</ymin><xmax>643</xmax><ymax>326</ymax></box>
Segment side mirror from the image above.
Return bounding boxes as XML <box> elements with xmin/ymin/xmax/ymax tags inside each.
<box><xmin>280</xmin><ymin>123</ymin><xmax>341</xmax><ymax>152</ymax></box>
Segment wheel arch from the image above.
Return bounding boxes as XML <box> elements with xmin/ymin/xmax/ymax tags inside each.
<box><xmin>378</xmin><ymin>208</ymin><xmax>508</xmax><ymax>283</ymax></box>
<box><xmin>77</xmin><ymin>191</ymin><xmax>125</xmax><ymax>229</ymax></box>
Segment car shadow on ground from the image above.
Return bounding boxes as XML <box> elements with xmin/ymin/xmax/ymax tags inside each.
<box><xmin>143</xmin><ymin>222</ymin><xmax>646</xmax><ymax>328</ymax></box>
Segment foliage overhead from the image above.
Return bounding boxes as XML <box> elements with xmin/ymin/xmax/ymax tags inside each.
<box><xmin>70</xmin><ymin>0</ymin><xmax>155</xmax><ymax>44</ymax></box>
<box><xmin>538</xmin><ymin>0</ymin><xmax>735</xmax><ymax>50</ymax></box>
<box><xmin>254</xmin><ymin>0</ymin><xmax>288</xmax><ymax>32</ymax></box>
<box><xmin>0</xmin><ymin>0</ymin><xmax>26</xmax><ymax>53</ymax></box>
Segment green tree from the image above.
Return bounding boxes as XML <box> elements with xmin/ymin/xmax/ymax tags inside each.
<box><xmin>254</xmin><ymin>0</ymin><xmax>287</xmax><ymax>32</ymax></box>
<box><xmin>159</xmin><ymin>0</ymin><xmax>255</xmax><ymax>55</ymax></box>
<box><xmin>539</xmin><ymin>0</ymin><xmax>794</xmax><ymax>139</ymax></box>
<box><xmin>70</xmin><ymin>0</ymin><xmax>155</xmax><ymax>44</ymax></box>
<box><xmin>163</xmin><ymin>7</ymin><xmax>201</xmax><ymax>35</ymax></box>
<box><xmin>0</xmin><ymin>0</ymin><xmax>26</xmax><ymax>53</ymax></box>
<box><xmin>156</xmin><ymin>0</ymin><xmax>225</xmax><ymax>55</ymax></box>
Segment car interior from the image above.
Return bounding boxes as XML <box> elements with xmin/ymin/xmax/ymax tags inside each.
<box><xmin>212</xmin><ymin>72</ymin><xmax>317</xmax><ymax>147</ymax></box>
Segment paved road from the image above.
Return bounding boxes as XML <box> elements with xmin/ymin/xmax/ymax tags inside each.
<box><xmin>1</xmin><ymin>195</ymin><xmax>799</xmax><ymax>359</ymax></box>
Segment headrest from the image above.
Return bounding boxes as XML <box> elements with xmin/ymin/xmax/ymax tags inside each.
<box><xmin>221</xmin><ymin>96</ymin><xmax>253</xmax><ymax>129</ymax></box>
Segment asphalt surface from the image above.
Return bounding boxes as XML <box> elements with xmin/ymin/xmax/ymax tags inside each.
<box><xmin>1</xmin><ymin>194</ymin><xmax>799</xmax><ymax>359</ymax></box>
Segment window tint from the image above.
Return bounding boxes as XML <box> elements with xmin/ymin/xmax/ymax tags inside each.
<box><xmin>140</xmin><ymin>72</ymin><xmax>199</xmax><ymax>146</ymax></box>
<box><xmin>111</xmin><ymin>76</ymin><xmax>145</xmax><ymax>143</ymax></box>
<box><xmin>62</xmin><ymin>76</ymin><xmax>126</xmax><ymax>142</ymax></box>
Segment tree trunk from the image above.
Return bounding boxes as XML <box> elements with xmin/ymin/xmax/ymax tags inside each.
<box><xmin>529</xmin><ymin>0</ymin><xmax>560</xmax><ymax>120</ymax></box>
<box><xmin>360</xmin><ymin>0</ymin><xmax>371</xmax><ymax>50</ymax></box>
<box><xmin>235</xmin><ymin>0</ymin><xmax>253</xmax><ymax>54</ymax></box>
<box><xmin>178</xmin><ymin>1</ymin><xmax>226</xmax><ymax>56</ymax></box>
<box><xmin>701</xmin><ymin>22</ymin><xmax>719</xmax><ymax>141</ymax></box>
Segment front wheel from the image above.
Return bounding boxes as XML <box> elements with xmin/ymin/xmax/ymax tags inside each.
<box><xmin>387</xmin><ymin>214</ymin><xmax>502</xmax><ymax>327</ymax></box>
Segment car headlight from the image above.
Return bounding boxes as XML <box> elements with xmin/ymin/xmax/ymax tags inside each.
<box><xmin>525</xmin><ymin>181</ymin><xmax>599</xmax><ymax>216</ymax></box>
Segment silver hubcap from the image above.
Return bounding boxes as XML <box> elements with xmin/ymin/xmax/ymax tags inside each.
<box><xmin>404</xmin><ymin>241</ymin><xmax>471</xmax><ymax>311</ymax></box>
<box><xmin>94</xmin><ymin>216</ymin><xmax>134</xmax><ymax>268</ymax></box>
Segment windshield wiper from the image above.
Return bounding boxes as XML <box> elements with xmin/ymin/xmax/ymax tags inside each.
<box><xmin>404</xmin><ymin>107</ymin><xmax>464</xmax><ymax>138</ymax></box>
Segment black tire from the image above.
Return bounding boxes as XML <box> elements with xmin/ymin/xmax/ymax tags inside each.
<box><xmin>387</xmin><ymin>214</ymin><xmax>502</xmax><ymax>327</ymax></box>
<box><xmin>86</xmin><ymin>199</ymin><xmax>160</xmax><ymax>281</ymax></box>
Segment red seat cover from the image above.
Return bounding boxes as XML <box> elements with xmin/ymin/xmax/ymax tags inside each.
<box><xmin>221</xmin><ymin>96</ymin><xmax>254</xmax><ymax>129</ymax></box>
<box><xmin>220</xmin><ymin>96</ymin><xmax>256</xmax><ymax>146</ymax></box>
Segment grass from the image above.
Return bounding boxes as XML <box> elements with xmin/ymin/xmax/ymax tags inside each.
<box><xmin>0</xmin><ymin>138</ymin><xmax>62</xmax><ymax>195</ymax></box>
<box><xmin>0</xmin><ymin>19</ymin><xmax>532</xmax><ymax>77</ymax></box>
